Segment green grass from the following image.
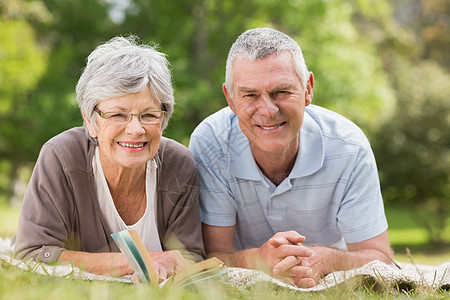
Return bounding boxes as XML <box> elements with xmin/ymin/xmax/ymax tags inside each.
<box><xmin>0</xmin><ymin>204</ymin><xmax>20</xmax><ymax>238</ymax></box>
<box><xmin>0</xmin><ymin>261</ymin><xmax>447</xmax><ymax>300</ymax></box>
<box><xmin>385</xmin><ymin>205</ymin><xmax>450</xmax><ymax>266</ymax></box>
<box><xmin>0</xmin><ymin>204</ymin><xmax>449</xmax><ymax>299</ymax></box>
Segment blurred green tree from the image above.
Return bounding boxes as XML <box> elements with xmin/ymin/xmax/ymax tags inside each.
<box><xmin>368</xmin><ymin>0</ymin><xmax>450</xmax><ymax>245</ymax></box>
<box><xmin>0</xmin><ymin>0</ymin><xmax>50</xmax><ymax>204</ymax></box>
<box><xmin>394</xmin><ymin>0</ymin><xmax>450</xmax><ymax>71</ymax></box>
<box><xmin>373</xmin><ymin>60</ymin><xmax>450</xmax><ymax>245</ymax></box>
<box><xmin>118</xmin><ymin>0</ymin><xmax>396</xmax><ymax>144</ymax></box>
<box><xmin>0</xmin><ymin>0</ymin><xmax>117</xmax><ymax>204</ymax></box>
<box><xmin>0</xmin><ymin>0</ymin><xmax>399</xmax><ymax>203</ymax></box>
<box><xmin>4</xmin><ymin>0</ymin><xmax>447</xmax><ymax>236</ymax></box>
<box><xmin>26</xmin><ymin>0</ymin><xmax>118</xmax><ymax>146</ymax></box>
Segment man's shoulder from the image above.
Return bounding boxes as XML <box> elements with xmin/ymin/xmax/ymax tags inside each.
<box><xmin>305</xmin><ymin>104</ymin><xmax>361</xmax><ymax>131</ymax></box>
<box><xmin>190</xmin><ymin>107</ymin><xmax>237</xmax><ymax>145</ymax></box>
<box><xmin>306</xmin><ymin>105</ymin><xmax>370</xmax><ymax>147</ymax></box>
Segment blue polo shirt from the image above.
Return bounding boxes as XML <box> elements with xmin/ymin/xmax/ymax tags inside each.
<box><xmin>189</xmin><ymin>105</ymin><xmax>388</xmax><ymax>250</ymax></box>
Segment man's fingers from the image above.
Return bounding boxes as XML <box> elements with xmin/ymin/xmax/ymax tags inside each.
<box><xmin>272</xmin><ymin>255</ymin><xmax>300</xmax><ymax>275</ymax></box>
<box><xmin>269</xmin><ymin>236</ymin><xmax>291</xmax><ymax>247</ymax></box>
<box><xmin>292</xmin><ymin>277</ymin><xmax>316</xmax><ymax>288</ymax></box>
<box><xmin>282</xmin><ymin>265</ymin><xmax>313</xmax><ymax>278</ymax></box>
<box><xmin>275</xmin><ymin>243</ymin><xmax>312</xmax><ymax>259</ymax></box>
<box><xmin>272</xmin><ymin>231</ymin><xmax>306</xmax><ymax>245</ymax></box>
<box><xmin>276</xmin><ymin>275</ymin><xmax>315</xmax><ymax>289</ymax></box>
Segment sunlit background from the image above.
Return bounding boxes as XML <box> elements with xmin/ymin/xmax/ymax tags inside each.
<box><xmin>0</xmin><ymin>0</ymin><xmax>449</xmax><ymax>265</ymax></box>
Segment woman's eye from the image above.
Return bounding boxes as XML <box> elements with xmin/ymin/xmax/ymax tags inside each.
<box><xmin>142</xmin><ymin>113</ymin><xmax>157</xmax><ymax>118</ymax></box>
<box><xmin>110</xmin><ymin>113</ymin><xmax>127</xmax><ymax>119</ymax></box>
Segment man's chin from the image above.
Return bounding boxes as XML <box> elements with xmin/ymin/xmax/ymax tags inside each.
<box><xmin>250</xmin><ymin>141</ymin><xmax>291</xmax><ymax>156</ymax></box>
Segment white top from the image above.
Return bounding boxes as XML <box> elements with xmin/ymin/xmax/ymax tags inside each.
<box><xmin>92</xmin><ymin>147</ymin><xmax>162</xmax><ymax>252</ymax></box>
<box><xmin>189</xmin><ymin>105</ymin><xmax>388</xmax><ymax>250</ymax></box>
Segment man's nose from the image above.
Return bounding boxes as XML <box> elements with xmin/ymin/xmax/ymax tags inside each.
<box><xmin>257</xmin><ymin>94</ymin><xmax>279</xmax><ymax>118</ymax></box>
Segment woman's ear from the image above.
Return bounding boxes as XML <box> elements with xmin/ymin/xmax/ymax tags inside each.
<box><xmin>82</xmin><ymin>112</ymin><xmax>98</xmax><ymax>138</ymax></box>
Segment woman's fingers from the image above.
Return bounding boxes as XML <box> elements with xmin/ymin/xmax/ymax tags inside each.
<box><xmin>150</xmin><ymin>250</ymin><xmax>194</xmax><ymax>282</ymax></box>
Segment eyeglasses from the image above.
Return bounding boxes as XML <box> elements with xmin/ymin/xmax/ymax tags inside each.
<box><xmin>94</xmin><ymin>107</ymin><xmax>167</xmax><ymax>125</ymax></box>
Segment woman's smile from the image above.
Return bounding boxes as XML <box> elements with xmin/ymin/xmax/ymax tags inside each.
<box><xmin>117</xmin><ymin>141</ymin><xmax>148</xmax><ymax>149</ymax></box>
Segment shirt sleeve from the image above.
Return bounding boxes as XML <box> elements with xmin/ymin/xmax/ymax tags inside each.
<box><xmin>337</xmin><ymin>145</ymin><xmax>388</xmax><ymax>244</ymax></box>
<box><xmin>189</xmin><ymin>127</ymin><xmax>237</xmax><ymax>227</ymax></box>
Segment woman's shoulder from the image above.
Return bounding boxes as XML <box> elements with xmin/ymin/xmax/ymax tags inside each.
<box><xmin>156</xmin><ymin>138</ymin><xmax>198</xmax><ymax>195</ymax></box>
<box><xmin>158</xmin><ymin>137</ymin><xmax>193</xmax><ymax>158</ymax></box>
<box><xmin>41</xmin><ymin>127</ymin><xmax>93</xmax><ymax>170</ymax></box>
<box><xmin>157</xmin><ymin>137</ymin><xmax>196</xmax><ymax>168</ymax></box>
<box><xmin>46</xmin><ymin>127</ymin><xmax>87</xmax><ymax>145</ymax></box>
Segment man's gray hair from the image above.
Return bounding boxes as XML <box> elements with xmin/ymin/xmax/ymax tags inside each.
<box><xmin>76</xmin><ymin>35</ymin><xmax>174</xmax><ymax>142</ymax></box>
<box><xmin>225</xmin><ymin>28</ymin><xmax>309</xmax><ymax>96</ymax></box>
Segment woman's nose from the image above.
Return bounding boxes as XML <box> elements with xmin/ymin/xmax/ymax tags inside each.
<box><xmin>125</xmin><ymin>115</ymin><xmax>146</xmax><ymax>135</ymax></box>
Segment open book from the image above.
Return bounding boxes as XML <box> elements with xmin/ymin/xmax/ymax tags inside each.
<box><xmin>111</xmin><ymin>229</ymin><xmax>227</xmax><ymax>287</ymax></box>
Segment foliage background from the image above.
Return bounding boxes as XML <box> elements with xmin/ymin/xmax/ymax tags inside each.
<box><xmin>0</xmin><ymin>0</ymin><xmax>449</xmax><ymax>254</ymax></box>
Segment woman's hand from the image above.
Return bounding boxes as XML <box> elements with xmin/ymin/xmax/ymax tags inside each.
<box><xmin>149</xmin><ymin>250</ymin><xmax>194</xmax><ymax>282</ymax></box>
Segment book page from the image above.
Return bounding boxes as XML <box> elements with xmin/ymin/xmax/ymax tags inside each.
<box><xmin>112</xmin><ymin>229</ymin><xmax>227</xmax><ymax>288</ymax></box>
<box><xmin>111</xmin><ymin>230</ymin><xmax>159</xmax><ymax>286</ymax></box>
<box><xmin>127</xmin><ymin>230</ymin><xmax>159</xmax><ymax>286</ymax></box>
<box><xmin>169</xmin><ymin>257</ymin><xmax>226</xmax><ymax>287</ymax></box>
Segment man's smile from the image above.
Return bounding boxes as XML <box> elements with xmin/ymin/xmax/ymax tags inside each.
<box><xmin>257</xmin><ymin>121</ymin><xmax>286</xmax><ymax>130</ymax></box>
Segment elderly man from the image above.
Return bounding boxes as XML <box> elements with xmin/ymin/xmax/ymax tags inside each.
<box><xmin>189</xmin><ymin>28</ymin><xmax>393</xmax><ymax>288</ymax></box>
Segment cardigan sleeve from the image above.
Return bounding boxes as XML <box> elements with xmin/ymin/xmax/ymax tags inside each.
<box><xmin>156</xmin><ymin>138</ymin><xmax>206</xmax><ymax>262</ymax></box>
<box><xmin>14</xmin><ymin>141</ymin><xmax>76</xmax><ymax>263</ymax></box>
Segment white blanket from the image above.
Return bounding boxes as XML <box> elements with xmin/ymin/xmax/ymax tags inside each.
<box><xmin>1</xmin><ymin>237</ymin><xmax>448</xmax><ymax>292</ymax></box>
<box><xmin>221</xmin><ymin>261</ymin><xmax>450</xmax><ymax>292</ymax></box>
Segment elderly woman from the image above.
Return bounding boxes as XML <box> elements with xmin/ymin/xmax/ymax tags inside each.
<box><xmin>14</xmin><ymin>36</ymin><xmax>205</xmax><ymax>280</ymax></box>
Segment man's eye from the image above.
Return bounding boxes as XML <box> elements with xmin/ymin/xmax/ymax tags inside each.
<box><xmin>243</xmin><ymin>94</ymin><xmax>257</xmax><ymax>98</ymax></box>
<box><xmin>272</xmin><ymin>91</ymin><xmax>290</xmax><ymax>98</ymax></box>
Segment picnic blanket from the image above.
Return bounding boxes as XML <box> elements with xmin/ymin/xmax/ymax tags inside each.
<box><xmin>1</xmin><ymin>237</ymin><xmax>448</xmax><ymax>293</ymax></box>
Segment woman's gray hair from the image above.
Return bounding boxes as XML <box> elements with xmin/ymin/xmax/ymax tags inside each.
<box><xmin>76</xmin><ymin>35</ymin><xmax>174</xmax><ymax>142</ymax></box>
<box><xmin>225</xmin><ymin>28</ymin><xmax>309</xmax><ymax>97</ymax></box>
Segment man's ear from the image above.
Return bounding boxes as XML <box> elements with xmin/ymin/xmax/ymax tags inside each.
<box><xmin>223</xmin><ymin>83</ymin><xmax>237</xmax><ymax>114</ymax></box>
<box><xmin>82</xmin><ymin>112</ymin><xmax>98</xmax><ymax>138</ymax></box>
<box><xmin>305</xmin><ymin>72</ymin><xmax>314</xmax><ymax>107</ymax></box>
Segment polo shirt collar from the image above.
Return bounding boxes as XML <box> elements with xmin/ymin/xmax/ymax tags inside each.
<box><xmin>229</xmin><ymin>109</ymin><xmax>324</xmax><ymax>180</ymax></box>
<box><xmin>289</xmin><ymin>110</ymin><xmax>324</xmax><ymax>178</ymax></box>
<box><xmin>229</xmin><ymin>124</ymin><xmax>262</xmax><ymax>180</ymax></box>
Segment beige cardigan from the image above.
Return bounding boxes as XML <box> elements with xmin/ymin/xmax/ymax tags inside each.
<box><xmin>14</xmin><ymin>127</ymin><xmax>205</xmax><ymax>263</ymax></box>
